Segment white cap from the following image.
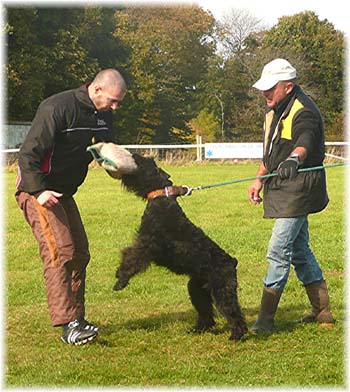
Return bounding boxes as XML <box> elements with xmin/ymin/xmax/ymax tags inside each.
<box><xmin>253</xmin><ymin>58</ymin><xmax>297</xmax><ymax>91</ymax></box>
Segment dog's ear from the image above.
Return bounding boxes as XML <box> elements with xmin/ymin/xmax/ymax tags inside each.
<box><xmin>131</xmin><ymin>153</ymin><xmax>145</xmax><ymax>166</ymax></box>
<box><xmin>132</xmin><ymin>153</ymin><xmax>158</xmax><ymax>169</ymax></box>
<box><xmin>132</xmin><ymin>152</ymin><xmax>143</xmax><ymax>164</ymax></box>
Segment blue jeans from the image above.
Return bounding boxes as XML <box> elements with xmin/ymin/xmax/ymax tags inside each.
<box><xmin>264</xmin><ymin>216</ymin><xmax>323</xmax><ymax>291</ymax></box>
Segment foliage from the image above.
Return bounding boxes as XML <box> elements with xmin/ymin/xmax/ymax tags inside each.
<box><xmin>186</xmin><ymin>109</ymin><xmax>220</xmax><ymax>142</ymax></box>
<box><xmin>217</xmin><ymin>8</ymin><xmax>266</xmax><ymax>58</ymax></box>
<box><xmin>259</xmin><ymin>11</ymin><xmax>345</xmax><ymax>138</ymax></box>
<box><xmin>5</xmin><ymin>165</ymin><xmax>345</xmax><ymax>386</ymax></box>
<box><xmin>6</xmin><ymin>8</ymin><xmax>47</xmax><ymax>120</ymax></box>
<box><xmin>5</xmin><ymin>6</ymin><xmax>345</xmax><ymax>141</ymax></box>
<box><xmin>170</xmin><ymin>126</ymin><xmax>196</xmax><ymax>144</ymax></box>
<box><xmin>6</xmin><ymin>7</ymin><xmax>124</xmax><ymax>122</ymax></box>
<box><xmin>112</xmin><ymin>6</ymin><xmax>216</xmax><ymax>143</ymax></box>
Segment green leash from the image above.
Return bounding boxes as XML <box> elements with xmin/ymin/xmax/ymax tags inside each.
<box><xmin>189</xmin><ymin>162</ymin><xmax>348</xmax><ymax>192</ymax></box>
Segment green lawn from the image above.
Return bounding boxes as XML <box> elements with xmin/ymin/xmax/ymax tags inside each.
<box><xmin>4</xmin><ymin>162</ymin><xmax>346</xmax><ymax>387</ymax></box>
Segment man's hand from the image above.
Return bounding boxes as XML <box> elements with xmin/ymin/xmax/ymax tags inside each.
<box><xmin>248</xmin><ymin>178</ymin><xmax>263</xmax><ymax>205</ymax></box>
<box><xmin>36</xmin><ymin>190</ymin><xmax>63</xmax><ymax>207</ymax></box>
<box><xmin>277</xmin><ymin>155</ymin><xmax>300</xmax><ymax>180</ymax></box>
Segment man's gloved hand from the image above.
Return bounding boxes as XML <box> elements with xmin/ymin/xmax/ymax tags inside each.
<box><xmin>277</xmin><ymin>155</ymin><xmax>300</xmax><ymax>180</ymax></box>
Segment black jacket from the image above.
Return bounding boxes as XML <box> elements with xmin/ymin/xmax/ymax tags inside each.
<box><xmin>262</xmin><ymin>85</ymin><xmax>329</xmax><ymax>218</ymax></box>
<box><xmin>16</xmin><ymin>85</ymin><xmax>114</xmax><ymax>196</ymax></box>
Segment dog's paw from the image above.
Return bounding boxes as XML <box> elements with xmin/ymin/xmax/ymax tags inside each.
<box><xmin>113</xmin><ymin>280</ymin><xmax>128</xmax><ymax>291</ymax></box>
<box><xmin>191</xmin><ymin>319</ymin><xmax>216</xmax><ymax>334</ymax></box>
<box><xmin>229</xmin><ymin>322</ymin><xmax>248</xmax><ymax>341</ymax></box>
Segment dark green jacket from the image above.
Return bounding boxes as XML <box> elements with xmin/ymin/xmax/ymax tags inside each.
<box><xmin>262</xmin><ymin>85</ymin><xmax>329</xmax><ymax>218</ymax></box>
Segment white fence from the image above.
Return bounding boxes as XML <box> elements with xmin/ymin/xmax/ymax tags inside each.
<box><xmin>3</xmin><ymin>142</ymin><xmax>349</xmax><ymax>162</ymax></box>
<box><xmin>3</xmin><ymin>122</ymin><xmax>348</xmax><ymax>160</ymax></box>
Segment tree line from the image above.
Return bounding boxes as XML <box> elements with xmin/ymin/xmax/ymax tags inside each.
<box><xmin>6</xmin><ymin>6</ymin><xmax>345</xmax><ymax>143</ymax></box>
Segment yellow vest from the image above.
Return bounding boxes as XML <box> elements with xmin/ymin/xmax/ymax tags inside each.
<box><xmin>264</xmin><ymin>98</ymin><xmax>304</xmax><ymax>156</ymax></box>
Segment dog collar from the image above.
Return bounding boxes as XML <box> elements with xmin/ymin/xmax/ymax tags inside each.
<box><xmin>147</xmin><ymin>185</ymin><xmax>192</xmax><ymax>200</ymax></box>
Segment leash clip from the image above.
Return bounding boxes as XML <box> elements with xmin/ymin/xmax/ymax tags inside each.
<box><xmin>182</xmin><ymin>185</ymin><xmax>193</xmax><ymax>196</ymax></box>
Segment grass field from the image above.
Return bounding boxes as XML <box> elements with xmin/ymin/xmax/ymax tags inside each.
<box><xmin>4</xmin><ymin>162</ymin><xmax>346</xmax><ymax>388</ymax></box>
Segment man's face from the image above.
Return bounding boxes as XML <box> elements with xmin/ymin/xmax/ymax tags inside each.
<box><xmin>91</xmin><ymin>85</ymin><xmax>126</xmax><ymax>112</ymax></box>
<box><xmin>261</xmin><ymin>81</ymin><xmax>293</xmax><ymax>109</ymax></box>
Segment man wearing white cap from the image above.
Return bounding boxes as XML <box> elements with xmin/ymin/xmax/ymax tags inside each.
<box><xmin>248</xmin><ymin>58</ymin><xmax>334</xmax><ymax>334</ymax></box>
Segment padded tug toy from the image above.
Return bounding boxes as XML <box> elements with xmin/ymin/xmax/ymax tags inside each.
<box><xmin>87</xmin><ymin>142</ymin><xmax>138</xmax><ymax>178</ymax></box>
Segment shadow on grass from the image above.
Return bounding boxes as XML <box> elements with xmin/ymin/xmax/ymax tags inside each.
<box><xmin>97</xmin><ymin>302</ymin><xmax>319</xmax><ymax>346</ymax></box>
<box><xmin>101</xmin><ymin>309</ymin><xmax>194</xmax><ymax>335</ymax></box>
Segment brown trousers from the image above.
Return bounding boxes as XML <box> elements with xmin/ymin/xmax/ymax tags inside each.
<box><xmin>16</xmin><ymin>192</ymin><xmax>90</xmax><ymax>326</ymax></box>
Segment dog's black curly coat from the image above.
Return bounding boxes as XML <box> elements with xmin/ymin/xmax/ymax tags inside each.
<box><xmin>113</xmin><ymin>153</ymin><xmax>248</xmax><ymax>340</ymax></box>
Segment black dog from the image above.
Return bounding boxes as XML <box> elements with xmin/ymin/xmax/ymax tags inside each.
<box><xmin>113</xmin><ymin>153</ymin><xmax>248</xmax><ymax>340</ymax></box>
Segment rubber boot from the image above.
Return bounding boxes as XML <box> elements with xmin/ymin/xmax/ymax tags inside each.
<box><xmin>251</xmin><ymin>287</ymin><xmax>282</xmax><ymax>334</ymax></box>
<box><xmin>302</xmin><ymin>280</ymin><xmax>334</xmax><ymax>325</ymax></box>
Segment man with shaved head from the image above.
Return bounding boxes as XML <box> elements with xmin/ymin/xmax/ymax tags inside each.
<box><xmin>15</xmin><ymin>69</ymin><xmax>127</xmax><ymax>345</ymax></box>
<box><xmin>88</xmin><ymin>69</ymin><xmax>127</xmax><ymax>112</ymax></box>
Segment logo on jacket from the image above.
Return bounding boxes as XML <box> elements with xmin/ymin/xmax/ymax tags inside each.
<box><xmin>97</xmin><ymin>119</ymin><xmax>107</xmax><ymax>126</ymax></box>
